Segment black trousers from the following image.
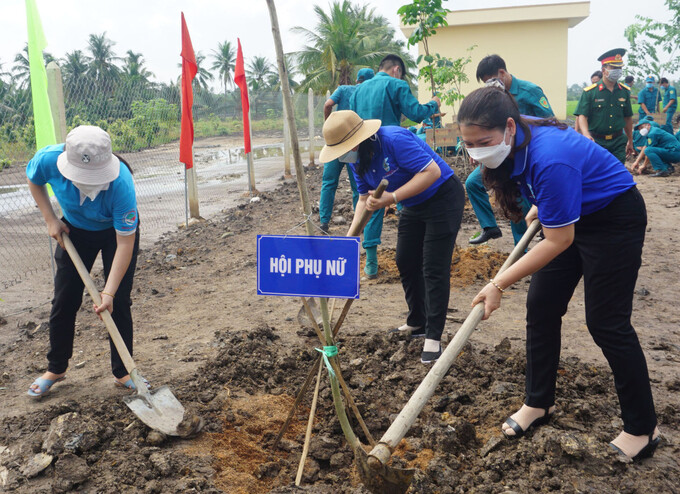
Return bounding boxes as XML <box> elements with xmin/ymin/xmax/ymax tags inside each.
<box><xmin>525</xmin><ymin>187</ymin><xmax>657</xmax><ymax>435</ymax></box>
<box><xmin>48</xmin><ymin>220</ymin><xmax>140</xmax><ymax>379</ymax></box>
<box><xmin>396</xmin><ymin>176</ymin><xmax>464</xmax><ymax>341</ymax></box>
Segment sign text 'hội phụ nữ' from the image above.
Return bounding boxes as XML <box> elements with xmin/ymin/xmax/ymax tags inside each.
<box><xmin>256</xmin><ymin>235</ymin><xmax>360</xmax><ymax>299</ymax></box>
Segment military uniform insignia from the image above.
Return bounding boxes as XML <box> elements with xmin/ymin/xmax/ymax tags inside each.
<box><xmin>620</xmin><ymin>83</ymin><xmax>631</xmax><ymax>90</ymax></box>
<box><xmin>584</xmin><ymin>83</ymin><xmax>598</xmax><ymax>91</ymax></box>
<box><xmin>539</xmin><ymin>96</ymin><xmax>549</xmax><ymax>109</ymax></box>
<box><xmin>383</xmin><ymin>157</ymin><xmax>390</xmax><ymax>172</ymax></box>
<box><xmin>648</xmin><ymin>138</ymin><xmax>652</xmax><ymax>145</ymax></box>
<box><xmin>618</xmin><ymin>98</ymin><xmax>626</xmax><ymax>102</ymax></box>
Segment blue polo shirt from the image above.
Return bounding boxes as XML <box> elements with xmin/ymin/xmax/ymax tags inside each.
<box><xmin>638</xmin><ymin>87</ymin><xmax>660</xmax><ymax>115</ymax></box>
<box><xmin>645</xmin><ymin>127</ymin><xmax>680</xmax><ymax>151</ymax></box>
<box><xmin>350</xmin><ymin>71</ymin><xmax>438</xmax><ymax>126</ymax></box>
<box><xmin>509</xmin><ymin>76</ymin><xmax>554</xmax><ymax>118</ymax></box>
<box><xmin>511</xmin><ymin>123</ymin><xmax>635</xmax><ymax>228</ymax></box>
<box><xmin>349</xmin><ymin>126</ymin><xmax>454</xmax><ymax>207</ymax></box>
<box><xmin>663</xmin><ymin>85</ymin><xmax>677</xmax><ymax>111</ymax></box>
<box><xmin>26</xmin><ymin>143</ymin><xmax>138</xmax><ymax>235</ymax></box>
<box><xmin>330</xmin><ymin>85</ymin><xmax>356</xmax><ymax>111</ymax></box>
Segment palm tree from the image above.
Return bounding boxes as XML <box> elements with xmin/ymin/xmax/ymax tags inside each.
<box><xmin>61</xmin><ymin>50</ymin><xmax>90</xmax><ymax>95</ymax></box>
<box><xmin>246</xmin><ymin>56</ymin><xmax>275</xmax><ymax>91</ymax></box>
<box><xmin>122</xmin><ymin>50</ymin><xmax>154</xmax><ymax>85</ymax></box>
<box><xmin>86</xmin><ymin>32</ymin><xmax>119</xmax><ymax>92</ymax></box>
<box><xmin>177</xmin><ymin>52</ymin><xmax>214</xmax><ymax>92</ymax></box>
<box><xmin>292</xmin><ymin>0</ymin><xmax>415</xmax><ymax>93</ymax></box>
<box><xmin>211</xmin><ymin>41</ymin><xmax>236</xmax><ymax>95</ymax></box>
<box><xmin>12</xmin><ymin>44</ymin><xmax>55</xmax><ymax>88</ymax></box>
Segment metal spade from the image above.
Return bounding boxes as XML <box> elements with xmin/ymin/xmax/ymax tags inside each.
<box><xmin>62</xmin><ymin>233</ymin><xmax>187</xmax><ymax>436</ymax></box>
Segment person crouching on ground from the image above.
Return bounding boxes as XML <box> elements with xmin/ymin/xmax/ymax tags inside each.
<box><xmin>26</xmin><ymin>125</ymin><xmax>142</xmax><ymax>397</ymax></box>
<box><xmin>320</xmin><ymin>111</ymin><xmax>464</xmax><ymax>364</ymax></box>
<box><xmin>458</xmin><ymin>86</ymin><xmax>659</xmax><ymax>461</ymax></box>
<box><xmin>631</xmin><ymin>118</ymin><xmax>680</xmax><ymax>177</ymax></box>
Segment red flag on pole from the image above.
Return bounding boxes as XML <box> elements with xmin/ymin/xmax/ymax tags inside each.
<box><xmin>234</xmin><ymin>38</ymin><xmax>251</xmax><ymax>154</ymax></box>
<box><xmin>179</xmin><ymin>12</ymin><xmax>197</xmax><ymax>169</ymax></box>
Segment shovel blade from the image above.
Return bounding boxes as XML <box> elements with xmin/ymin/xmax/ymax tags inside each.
<box><xmin>354</xmin><ymin>444</ymin><xmax>415</xmax><ymax>494</ymax></box>
<box><xmin>123</xmin><ymin>385</ymin><xmax>185</xmax><ymax>436</ymax></box>
<box><xmin>297</xmin><ymin>297</ymin><xmax>323</xmax><ymax>328</ymax></box>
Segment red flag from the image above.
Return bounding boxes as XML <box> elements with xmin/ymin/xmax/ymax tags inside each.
<box><xmin>234</xmin><ymin>38</ymin><xmax>251</xmax><ymax>154</ymax></box>
<box><xmin>179</xmin><ymin>12</ymin><xmax>197</xmax><ymax>169</ymax></box>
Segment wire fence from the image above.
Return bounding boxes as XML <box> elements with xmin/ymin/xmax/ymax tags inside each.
<box><xmin>0</xmin><ymin>65</ymin><xmax>328</xmax><ymax>292</ymax></box>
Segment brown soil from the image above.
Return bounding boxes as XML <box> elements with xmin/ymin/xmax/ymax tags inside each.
<box><xmin>375</xmin><ymin>245</ymin><xmax>507</xmax><ymax>287</ymax></box>
<box><xmin>1</xmin><ymin>155</ymin><xmax>679</xmax><ymax>493</ymax></box>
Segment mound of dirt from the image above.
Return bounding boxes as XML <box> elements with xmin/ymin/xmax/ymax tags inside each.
<box><xmin>370</xmin><ymin>246</ymin><xmax>507</xmax><ymax>287</ymax></box>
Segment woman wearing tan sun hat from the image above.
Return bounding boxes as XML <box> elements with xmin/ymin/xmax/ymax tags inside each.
<box><xmin>25</xmin><ymin>125</ymin><xmax>143</xmax><ymax>396</ymax></box>
<box><xmin>321</xmin><ymin>110</ymin><xmax>465</xmax><ymax>364</ymax></box>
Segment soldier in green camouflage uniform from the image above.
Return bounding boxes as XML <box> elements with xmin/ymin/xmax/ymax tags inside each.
<box><xmin>574</xmin><ymin>48</ymin><xmax>634</xmax><ymax>164</ymax></box>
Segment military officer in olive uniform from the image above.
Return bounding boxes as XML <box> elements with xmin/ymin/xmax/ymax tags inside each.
<box><xmin>574</xmin><ymin>48</ymin><xmax>634</xmax><ymax>164</ymax></box>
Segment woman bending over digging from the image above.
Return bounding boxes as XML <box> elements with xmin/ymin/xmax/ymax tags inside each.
<box><xmin>319</xmin><ymin>110</ymin><xmax>464</xmax><ymax>364</ymax></box>
<box><xmin>458</xmin><ymin>83</ymin><xmax>659</xmax><ymax>461</ymax></box>
<box><xmin>26</xmin><ymin>125</ymin><xmax>142</xmax><ymax>397</ymax></box>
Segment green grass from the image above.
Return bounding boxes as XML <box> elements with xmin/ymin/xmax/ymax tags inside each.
<box><xmin>566</xmin><ymin>99</ymin><xmax>641</xmax><ymax>118</ymax></box>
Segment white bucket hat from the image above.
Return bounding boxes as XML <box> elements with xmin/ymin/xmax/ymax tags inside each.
<box><xmin>57</xmin><ymin>126</ymin><xmax>120</xmax><ymax>185</ymax></box>
<box><xmin>319</xmin><ymin>110</ymin><xmax>381</xmax><ymax>163</ymax></box>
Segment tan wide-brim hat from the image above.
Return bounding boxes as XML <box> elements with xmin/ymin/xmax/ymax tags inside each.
<box><xmin>319</xmin><ymin>110</ymin><xmax>381</xmax><ymax>163</ymax></box>
<box><xmin>57</xmin><ymin>125</ymin><xmax>120</xmax><ymax>185</ymax></box>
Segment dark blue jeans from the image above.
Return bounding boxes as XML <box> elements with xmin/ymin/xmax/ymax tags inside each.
<box><xmin>48</xmin><ymin>220</ymin><xmax>139</xmax><ymax>379</ymax></box>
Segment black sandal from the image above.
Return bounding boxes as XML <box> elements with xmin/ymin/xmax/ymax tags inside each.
<box><xmin>609</xmin><ymin>431</ymin><xmax>660</xmax><ymax>462</ymax></box>
<box><xmin>502</xmin><ymin>407</ymin><xmax>552</xmax><ymax>439</ymax></box>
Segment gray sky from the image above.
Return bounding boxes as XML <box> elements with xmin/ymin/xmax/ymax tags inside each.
<box><xmin>0</xmin><ymin>0</ymin><xmax>674</xmax><ymax>90</ymax></box>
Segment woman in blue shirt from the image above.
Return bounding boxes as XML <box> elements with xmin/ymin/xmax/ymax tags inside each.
<box><xmin>458</xmin><ymin>86</ymin><xmax>659</xmax><ymax>461</ymax></box>
<box><xmin>319</xmin><ymin>111</ymin><xmax>464</xmax><ymax>364</ymax></box>
<box><xmin>26</xmin><ymin>125</ymin><xmax>141</xmax><ymax>396</ymax></box>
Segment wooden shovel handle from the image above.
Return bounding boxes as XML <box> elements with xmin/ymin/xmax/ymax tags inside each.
<box><xmin>347</xmin><ymin>179</ymin><xmax>388</xmax><ymax>237</ymax></box>
<box><xmin>61</xmin><ymin>233</ymin><xmax>137</xmax><ymax>375</ymax></box>
<box><xmin>367</xmin><ymin>219</ymin><xmax>542</xmax><ymax>468</ymax></box>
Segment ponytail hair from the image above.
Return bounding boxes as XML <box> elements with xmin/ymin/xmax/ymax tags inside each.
<box><xmin>458</xmin><ymin>85</ymin><xmax>567</xmax><ymax>222</ymax></box>
<box><xmin>113</xmin><ymin>153</ymin><xmax>133</xmax><ymax>175</ymax></box>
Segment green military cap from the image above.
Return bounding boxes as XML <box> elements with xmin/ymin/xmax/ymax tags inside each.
<box><xmin>634</xmin><ymin>116</ymin><xmax>654</xmax><ymax>129</ymax></box>
<box><xmin>598</xmin><ymin>48</ymin><xmax>626</xmax><ymax>67</ymax></box>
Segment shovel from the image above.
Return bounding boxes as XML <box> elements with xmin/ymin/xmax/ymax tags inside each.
<box><xmin>297</xmin><ymin>180</ymin><xmax>389</xmax><ymax>328</ymax></box>
<box><xmin>61</xmin><ymin>233</ymin><xmax>187</xmax><ymax>436</ymax></box>
<box><xmin>356</xmin><ymin>219</ymin><xmax>542</xmax><ymax>494</ymax></box>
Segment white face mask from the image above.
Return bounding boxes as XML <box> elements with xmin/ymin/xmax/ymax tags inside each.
<box><xmin>72</xmin><ymin>181</ymin><xmax>110</xmax><ymax>204</ymax></box>
<box><xmin>466</xmin><ymin>127</ymin><xmax>512</xmax><ymax>169</ymax></box>
<box><xmin>639</xmin><ymin>127</ymin><xmax>649</xmax><ymax>137</ymax></box>
<box><xmin>338</xmin><ymin>149</ymin><xmax>358</xmax><ymax>163</ymax></box>
<box><xmin>606</xmin><ymin>68</ymin><xmax>622</xmax><ymax>82</ymax></box>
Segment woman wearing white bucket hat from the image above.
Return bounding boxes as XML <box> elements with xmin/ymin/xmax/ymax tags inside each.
<box><xmin>25</xmin><ymin>125</ymin><xmax>142</xmax><ymax>396</ymax></box>
<box><xmin>321</xmin><ymin>110</ymin><xmax>465</xmax><ymax>363</ymax></box>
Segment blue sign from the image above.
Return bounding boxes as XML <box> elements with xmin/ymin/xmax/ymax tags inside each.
<box><xmin>257</xmin><ymin>235</ymin><xmax>360</xmax><ymax>299</ymax></box>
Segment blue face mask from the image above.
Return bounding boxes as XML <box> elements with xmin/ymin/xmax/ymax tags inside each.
<box><xmin>646</xmin><ymin>83</ymin><xmax>654</xmax><ymax>89</ymax></box>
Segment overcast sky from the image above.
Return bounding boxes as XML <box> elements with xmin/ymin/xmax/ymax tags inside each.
<box><xmin>0</xmin><ymin>0</ymin><xmax>674</xmax><ymax>90</ymax></box>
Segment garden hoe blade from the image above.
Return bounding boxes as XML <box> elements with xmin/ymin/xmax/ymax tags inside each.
<box><xmin>123</xmin><ymin>370</ymin><xmax>186</xmax><ymax>436</ymax></box>
<box><xmin>354</xmin><ymin>444</ymin><xmax>415</xmax><ymax>494</ymax></box>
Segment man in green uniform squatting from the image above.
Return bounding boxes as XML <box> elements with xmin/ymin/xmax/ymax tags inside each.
<box><xmin>574</xmin><ymin>48</ymin><xmax>634</xmax><ymax>164</ymax></box>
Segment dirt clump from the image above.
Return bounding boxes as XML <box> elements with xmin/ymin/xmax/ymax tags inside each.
<box><xmin>372</xmin><ymin>245</ymin><xmax>507</xmax><ymax>287</ymax></box>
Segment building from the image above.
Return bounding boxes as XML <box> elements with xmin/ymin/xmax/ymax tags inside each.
<box><xmin>401</xmin><ymin>2</ymin><xmax>590</xmax><ymax>120</ymax></box>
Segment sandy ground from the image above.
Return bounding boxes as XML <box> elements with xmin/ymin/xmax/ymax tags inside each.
<box><xmin>0</xmin><ymin>150</ymin><xmax>678</xmax><ymax>493</ymax></box>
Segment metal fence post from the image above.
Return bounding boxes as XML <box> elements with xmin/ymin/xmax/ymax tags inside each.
<box><xmin>308</xmin><ymin>88</ymin><xmax>315</xmax><ymax>166</ymax></box>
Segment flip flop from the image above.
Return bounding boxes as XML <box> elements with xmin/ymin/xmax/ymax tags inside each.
<box><xmin>114</xmin><ymin>377</ymin><xmax>150</xmax><ymax>390</ymax></box>
<box><xmin>27</xmin><ymin>376</ymin><xmax>65</xmax><ymax>398</ymax></box>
